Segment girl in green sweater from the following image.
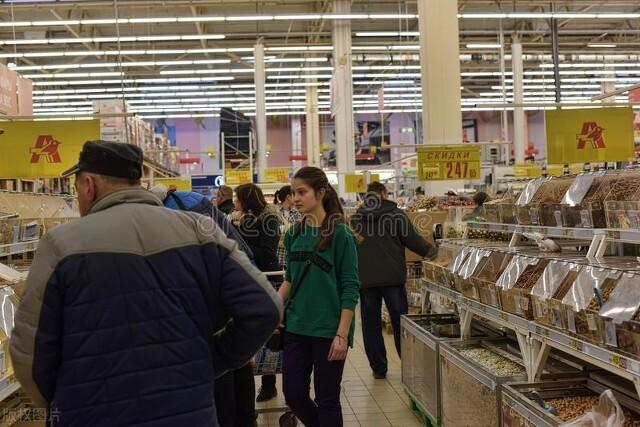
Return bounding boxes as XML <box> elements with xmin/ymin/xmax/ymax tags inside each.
<box><xmin>278</xmin><ymin>166</ymin><xmax>360</xmax><ymax>427</ymax></box>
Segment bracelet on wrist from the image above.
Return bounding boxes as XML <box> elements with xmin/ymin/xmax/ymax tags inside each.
<box><xmin>335</xmin><ymin>334</ymin><xmax>346</xmax><ymax>342</ymax></box>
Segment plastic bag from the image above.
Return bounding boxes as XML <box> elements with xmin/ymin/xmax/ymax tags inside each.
<box><xmin>560</xmin><ymin>389</ymin><xmax>625</xmax><ymax>427</ymax></box>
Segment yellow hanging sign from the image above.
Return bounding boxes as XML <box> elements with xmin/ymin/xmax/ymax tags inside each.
<box><xmin>417</xmin><ymin>145</ymin><xmax>481</xmax><ymax>181</ymax></box>
<box><xmin>0</xmin><ymin>120</ymin><xmax>100</xmax><ymax>179</ymax></box>
<box><xmin>545</xmin><ymin>107</ymin><xmax>634</xmax><ymax>164</ymax></box>
<box><xmin>264</xmin><ymin>168</ymin><xmax>291</xmax><ymax>183</ymax></box>
<box><xmin>225</xmin><ymin>170</ymin><xmax>252</xmax><ymax>185</ymax></box>
<box><xmin>344</xmin><ymin>173</ymin><xmax>380</xmax><ymax>193</ymax></box>
<box><xmin>154</xmin><ymin>178</ymin><xmax>192</xmax><ymax>191</ymax></box>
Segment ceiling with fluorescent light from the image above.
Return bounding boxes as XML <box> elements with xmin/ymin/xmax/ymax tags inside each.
<box><xmin>0</xmin><ymin>0</ymin><xmax>638</xmax><ymax>118</ymax></box>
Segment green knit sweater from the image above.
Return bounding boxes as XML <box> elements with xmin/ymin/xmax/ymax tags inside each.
<box><xmin>284</xmin><ymin>222</ymin><xmax>360</xmax><ymax>345</ymax></box>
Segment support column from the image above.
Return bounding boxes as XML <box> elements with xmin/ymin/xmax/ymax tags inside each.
<box><xmin>417</xmin><ymin>0</ymin><xmax>462</xmax><ymax>145</ymax></box>
<box><xmin>254</xmin><ymin>42</ymin><xmax>267</xmax><ymax>183</ymax></box>
<box><xmin>512</xmin><ymin>36</ymin><xmax>526</xmax><ymax>164</ymax></box>
<box><xmin>332</xmin><ymin>0</ymin><xmax>355</xmax><ymax>197</ymax></box>
<box><xmin>291</xmin><ymin>116</ymin><xmax>303</xmax><ymax>171</ymax></box>
<box><xmin>305</xmin><ymin>86</ymin><xmax>321</xmax><ymax>167</ymax></box>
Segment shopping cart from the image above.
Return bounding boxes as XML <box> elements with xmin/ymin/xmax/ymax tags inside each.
<box><xmin>255</xmin><ymin>271</ymin><xmax>297</xmax><ymax>427</ymax></box>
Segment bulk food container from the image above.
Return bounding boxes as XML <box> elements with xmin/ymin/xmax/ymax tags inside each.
<box><xmin>453</xmin><ymin>247</ymin><xmax>484</xmax><ymax>300</ymax></box>
<box><xmin>498</xmin><ymin>255</ymin><xmax>551</xmax><ymax>319</ymax></box>
<box><xmin>440</xmin><ymin>339</ymin><xmax>528</xmax><ymax>427</ymax></box>
<box><xmin>600</xmin><ymin>271</ymin><xmax>640</xmax><ymax>360</ymax></box>
<box><xmin>560</xmin><ymin>170</ymin><xmax>616</xmax><ymax>228</ymax></box>
<box><xmin>484</xmin><ymin>186</ymin><xmax>523</xmax><ymax>224</ymax></box>
<box><xmin>0</xmin><ymin>215</ymin><xmax>20</xmax><ymax>245</ymax></box>
<box><xmin>531</xmin><ymin>260</ymin><xmax>583</xmax><ymax>330</ymax></box>
<box><xmin>473</xmin><ymin>250</ymin><xmax>515</xmax><ymax>307</ymax></box>
<box><xmin>401</xmin><ymin>314</ymin><xmax>500</xmax><ymax>425</ymax></box>
<box><xmin>502</xmin><ymin>378</ymin><xmax>640</xmax><ymax>427</ymax></box>
<box><xmin>529</xmin><ymin>175</ymin><xmax>576</xmax><ymax>226</ymax></box>
<box><xmin>444</xmin><ymin>245</ymin><xmax>476</xmax><ymax>289</ymax></box>
<box><xmin>516</xmin><ymin>177</ymin><xmax>551</xmax><ymax>226</ymax></box>
<box><xmin>423</xmin><ymin>243</ymin><xmax>463</xmax><ymax>285</ymax></box>
<box><xmin>562</xmin><ymin>264</ymin><xmax>628</xmax><ymax>345</ymax></box>
<box><xmin>605</xmin><ymin>169</ymin><xmax>640</xmax><ymax>229</ymax></box>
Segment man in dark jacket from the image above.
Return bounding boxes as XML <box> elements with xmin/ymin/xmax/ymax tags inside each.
<box><xmin>351</xmin><ymin>181</ymin><xmax>436</xmax><ymax>379</ymax></box>
<box><xmin>11</xmin><ymin>141</ymin><xmax>283</xmax><ymax>426</ymax></box>
<box><xmin>150</xmin><ymin>184</ymin><xmax>258</xmax><ymax>427</ymax></box>
<box><xmin>216</xmin><ymin>185</ymin><xmax>235</xmax><ymax>215</ymax></box>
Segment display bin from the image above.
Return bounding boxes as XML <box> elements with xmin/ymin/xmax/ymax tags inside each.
<box><xmin>600</xmin><ymin>271</ymin><xmax>640</xmax><ymax>360</ymax></box>
<box><xmin>484</xmin><ymin>201</ymin><xmax>502</xmax><ymax>223</ymax></box>
<box><xmin>440</xmin><ymin>339</ymin><xmax>527</xmax><ymax>427</ymax></box>
<box><xmin>472</xmin><ymin>250</ymin><xmax>515</xmax><ymax>308</ymax></box>
<box><xmin>562</xmin><ymin>264</ymin><xmax>628</xmax><ymax>345</ymax></box>
<box><xmin>515</xmin><ymin>177</ymin><xmax>551</xmax><ymax>226</ymax></box>
<box><xmin>0</xmin><ymin>217</ymin><xmax>20</xmax><ymax>245</ymax></box>
<box><xmin>525</xmin><ymin>176</ymin><xmax>575</xmax><ymax>226</ymax></box>
<box><xmin>444</xmin><ymin>245</ymin><xmax>475</xmax><ymax>289</ymax></box>
<box><xmin>502</xmin><ymin>378</ymin><xmax>640</xmax><ymax>427</ymax></box>
<box><xmin>531</xmin><ymin>261</ymin><xmax>583</xmax><ymax>330</ymax></box>
<box><xmin>453</xmin><ymin>247</ymin><xmax>484</xmax><ymax>300</ymax></box>
<box><xmin>500</xmin><ymin>203</ymin><xmax>518</xmax><ymax>224</ymax></box>
<box><xmin>561</xmin><ymin>171</ymin><xmax>621</xmax><ymax>228</ymax></box>
<box><xmin>423</xmin><ymin>243</ymin><xmax>463</xmax><ymax>285</ymax></box>
<box><xmin>401</xmin><ymin>315</ymin><xmax>501</xmax><ymax>425</ymax></box>
<box><xmin>498</xmin><ymin>256</ymin><xmax>551</xmax><ymax>319</ymax></box>
<box><xmin>602</xmin><ymin>169</ymin><xmax>640</xmax><ymax>229</ymax></box>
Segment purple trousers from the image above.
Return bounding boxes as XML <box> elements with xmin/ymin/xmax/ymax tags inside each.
<box><xmin>282</xmin><ymin>332</ymin><xmax>346</xmax><ymax>427</ymax></box>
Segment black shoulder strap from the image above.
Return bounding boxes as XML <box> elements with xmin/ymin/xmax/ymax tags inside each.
<box><xmin>287</xmin><ymin>223</ymin><xmax>317</xmax><ymax>303</ymax></box>
<box><xmin>167</xmin><ymin>190</ymin><xmax>188</xmax><ymax>211</ymax></box>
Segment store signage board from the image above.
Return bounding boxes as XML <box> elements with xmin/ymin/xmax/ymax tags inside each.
<box><xmin>344</xmin><ymin>173</ymin><xmax>380</xmax><ymax>193</ymax></box>
<box><xmin>154</xmin><ymin>178</ymin><xmax>191</xmax><ymax>191</ymax></box>
<box><xmin>264</xmin><ymin>168</ymin><xmax>291</xmax><ymax>183</ymax></box>
<box><xmin>416</xmin><ymin>145</ymin><xmax>481</xmax><ymax>181</ymax></box>
<box><xmin>545</xmin><ymin>107</ymin><xmax>634</xmax><ymax>164</ymax></box>
<box><xmin>191</xmin><ymin>174</ymin><xmax>224</xmax><ymax>188</ymax></box>
<box><xmin>0</xmin><ymin>120</ymin><xmax>100</xmax><ymax>179</ymax></box>
<box><xmin>225</xmin><ymin>170</ymin><xmax>252</xmax><ymax>185</ymax></box>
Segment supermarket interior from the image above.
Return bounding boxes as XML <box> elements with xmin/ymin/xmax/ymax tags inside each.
<box><xmin>2</xmin><ymin>0</ymin><xmax>640</xmax><ymax>426</ymax></box>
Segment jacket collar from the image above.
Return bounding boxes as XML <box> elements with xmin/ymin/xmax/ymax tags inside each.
<box><xmin>89</xmin><ymin>188</ymin><xmax>164</xmax><ymax>215</ymax></box>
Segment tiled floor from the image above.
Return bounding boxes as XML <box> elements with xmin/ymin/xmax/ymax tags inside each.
<box><xmin>256</xmin><ymin>326</ymin><xmax>423</xmax><ymax>427</ymax></box>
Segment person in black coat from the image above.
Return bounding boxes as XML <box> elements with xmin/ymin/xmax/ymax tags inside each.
<box><xmin>233</xmin><ymin>184</ymin><xmax>283</xmax><ymax>404</ymax></box>
<box><xmin>350</xmin><ymin>182</ymin><xmax>437</xmax><ymax>379</ymax></box>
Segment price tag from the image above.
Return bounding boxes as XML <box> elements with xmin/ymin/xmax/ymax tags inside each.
<box><xmin>569</xmin><ymin>339</ymin><xmax>578</xmax><ymax>349</ymax></box>
<box><xmin>610</xmin><ymin>354</ymin><xmax>622</xmax><ymax>368</ymax></box>
<box><xmin>500</xmin><ymin>312</ymin><xmax>509</xmax><ymax>322</ymax></box>
<box><xmin>629</xmin><ymin>212</ymin><xmax>639</xmax><ymax>229</ymax></box>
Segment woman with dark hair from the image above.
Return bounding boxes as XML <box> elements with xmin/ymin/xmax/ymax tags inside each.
<box><xmin>234</xmin><ymin>183</ymin><xmax>283</xmax><ymax>405</ymax></box>
<box><xmin>274</xmin><ymin>185</ymin><xmax>303</xmax><ymax>224</ymax></box>
<box><xmin>277</xmin><ymin>167</ymin><xmax>360</xmax><ymax>427</ymax></box>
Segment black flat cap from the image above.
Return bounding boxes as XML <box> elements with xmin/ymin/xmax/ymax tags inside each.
<box><xmin>62</xmin><ymin>140</ymin><xmax>143</xmax><ymax>180</ymax></box>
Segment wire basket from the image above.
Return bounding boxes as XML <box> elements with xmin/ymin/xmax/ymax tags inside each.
<box><xmin>254</xmin><ymin>347</ymin><xmax>283</xmax><ymax>375</ymax></box>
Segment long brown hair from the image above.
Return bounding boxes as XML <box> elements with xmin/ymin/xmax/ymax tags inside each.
<box><xmin>235</xmin><ymin>183</ymin><xmax>267</xmax><ymax>216</ymax></box>
<box><xmin>293</xmin><ymin>166</ymin><xmax>344</xmax><ymax>251</ymax></box>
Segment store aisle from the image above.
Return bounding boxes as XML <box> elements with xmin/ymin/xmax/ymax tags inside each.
<box><xmin>256</xmin><ymin>326</ymin><xmax>423</xmax><ymax>427</ymax></box>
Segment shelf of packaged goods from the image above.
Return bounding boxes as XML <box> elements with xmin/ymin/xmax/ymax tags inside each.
<box><xmin>468</xmin><ymin>221</ymin><xmax>640</xmax><ymax>245</ymax></box>
<box><xmin>422</xmin><ymin>277</ymin><xmax>640</xmax><ymax>398</ymax></box>
<box><xmin>421</xmin><ymin>278</ymin><xmax>529</xmax><ymax>333</ymax></box>
<box><xmin>0</xmin><ymin>380</ymin><xmax>20</xmax><ymax>402</ymax></box>
<box><xmin>529</xmin><ymin>323</ymin><xmax>640</xmax><ymax>396</ymax></box>
<box><xmin>467</xmin><ymin>222</ymin><xmax>597</xmax><ymax>240</ymax></box>
<box><xmin>0</xmin><ymin>241</ymin><xmax>38</xmax><ymax>257</ymax></box>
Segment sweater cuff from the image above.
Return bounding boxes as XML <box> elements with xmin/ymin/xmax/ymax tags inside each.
<box><xmin>341</xmin><ymin>300</ymin><xmax>357</xmax><ymax>311</ymax></box>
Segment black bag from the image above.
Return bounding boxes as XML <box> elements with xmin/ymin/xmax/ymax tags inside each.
<box><xmin>266</xmin><ymin>250</ymin><xmax>316</xmax><ymax>352</ymax></box>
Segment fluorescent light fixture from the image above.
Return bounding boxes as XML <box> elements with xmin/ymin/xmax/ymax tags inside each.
<box><xmin>226</xmin><ymin>15</ymin><xmax>275</xmax><ymax>21</ymax></box>
<box><xmin>273</xmin><ymin>14</ymin><xmax>322</xmax><ymax>20</ymax></box>
<box><xmin>0</xmin><ymin>34</ymin><xmax>225</xmax><ymax>45</ymax></box>
<box><xmin>323</xmin><ymin>14</ymin><xmax>369</xmax><ymax>20</ymax></box>
<box><xmin>587</xmin><ymin>43</ymin><xmax>617</xmax><ymax>48</ymax></box>
<box><xmin>355</xmin><ymin>32</ymin><xmax>420</xmax><ymax>37</ymax></box>
<box><xmin>129</xmin><ymin>17</ymin><xmax>178</xmax><ymax>23</ymax></box>
<box><xmin>465</xmin><ymin>43</ymin><xmax>501</xmax><ymax>49</ymax></box>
